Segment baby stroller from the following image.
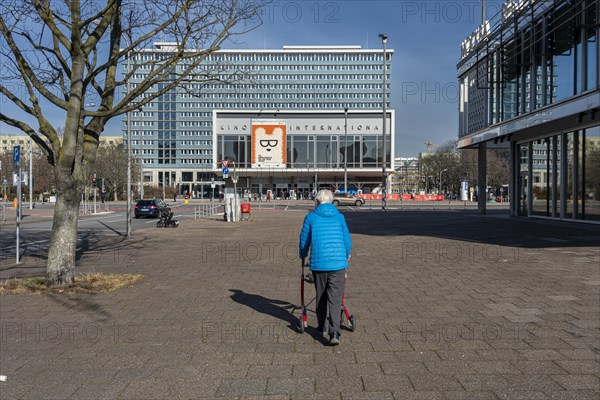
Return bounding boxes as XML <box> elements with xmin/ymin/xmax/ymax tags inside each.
<box><xmin>299</xmin><ymin>259</ymin><xmax>356</xmax><ymax>334</ymax></box>
<box><xmin>156</xmin><ymin>208</ymin><xmax>179</xmax><ymax>228</ymax></box>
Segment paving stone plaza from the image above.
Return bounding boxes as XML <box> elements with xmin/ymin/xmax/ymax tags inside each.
<box><xmin>1</xmin><ymin>208</ymin><xmax>599</xmax><ymax>399</ymax></box>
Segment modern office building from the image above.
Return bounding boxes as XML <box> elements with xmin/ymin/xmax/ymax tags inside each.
<box><xmin>123</xmin><ymin>44</ymin><xmax>394</xmax><ymax>198</ymax></box>
<box><xmin>457</xmin><ymin>0</ymin><xmax>599</xmax><ymax>222</ymax></box>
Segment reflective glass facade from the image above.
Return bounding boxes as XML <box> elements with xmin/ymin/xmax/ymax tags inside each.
<box><xmin>459</xmin><ymin>0</ymin><xmax>597</xmax><ymax>136</ymax></box>
<box><xmin>458</xmin><ymin>0</ymin><xmax>599</xmax><ymax>222</ymax></box>
<box><xmin>519</xmin><ymin>127</ymin><xmax>600</xmax><ymax>221</ymax></box>
<box><xmin>213</xmin><ymin>111</ymin><xmax>394</xmax><ymax>197</ymax></box>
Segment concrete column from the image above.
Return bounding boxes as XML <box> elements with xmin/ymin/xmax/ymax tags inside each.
<box><xmin>552</xmin><ymin>136</ymin><xmax>558</xmax><ymax>217</ymax></box>
<box><xmin>572</xmin><ymin>131</ymin><xmax>579</xmax><ymax>219</ymax></box>
<box><xmin>527</xmin><ymin>143</ymin><xmax>533</xmax><ymax>216</ymax></box>
<box><xmin>477</xmin><ymin>142</ymin><xmax>487</xmax><ymax>215</ymax></box>
<box><xmin>509</xmin><ymin>140</ymin><xmax>517</xmax><ymax>217</ymax></box>
<box><xmin>560</xmin><ymin>133</ymin><xmax>567</xmax><ymax>218</ymax></box>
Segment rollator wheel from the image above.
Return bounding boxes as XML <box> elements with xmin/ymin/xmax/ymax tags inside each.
<box><xmin>348</xmin><ymin>315</ymin><xmax>356</xmax><ymax>332</ymax></box>
<box><xmin>299</xmin><ymin>316</ymin><xmax>305</xmax><ymax>334</ymax></box>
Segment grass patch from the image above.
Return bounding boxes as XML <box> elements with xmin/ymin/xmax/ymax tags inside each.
<box><xmin>0</xmin><ymin>273</ymin><xmax>144</xmax><ymax>295</ymax></box>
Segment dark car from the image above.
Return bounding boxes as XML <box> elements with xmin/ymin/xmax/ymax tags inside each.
<box><xmin>134</xmin><ymin>199</ymin><xmax>169</xmax><ymax>218</ymax></box>
<box><xmin>332</xmin><ymin>192</ymin><xmax>365</xmax><ymax>207</ymax></box>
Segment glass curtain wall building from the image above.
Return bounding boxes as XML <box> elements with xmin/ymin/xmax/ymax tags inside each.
<box><xmin>214</xmin><ymin>110</ymin><xmax>394</xmax><ymax>199</ymax></box>
<box><xmin>123</xmin><ymin>45</ymin><xmax>393</xmax><ymax>198</ymax></box>
<box><xmin>457</xmin><ymin>0</ymin><xmax>599</xmax><ymax>222</ymax></box>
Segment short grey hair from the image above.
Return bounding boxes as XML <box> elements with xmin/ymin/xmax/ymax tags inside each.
<box><xmin>316</xmin><ymin>189</ymin><xmax>333</xmax><ymax>204</ymax></box>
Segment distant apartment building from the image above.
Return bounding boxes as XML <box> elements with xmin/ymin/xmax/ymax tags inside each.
<box><xmin>124</xmin><ymin>44</ymin><xmax>394</xmax><ymax>198</ymax></box>
<box><xmin>457</xmin><ymin>0</ymin><xmax>599</xmax><ymax>221</ymax></box>
<box><xmin>1</xmin><ymin>134</ymin><xmax>121</xmax><ymax>155</ymax></box>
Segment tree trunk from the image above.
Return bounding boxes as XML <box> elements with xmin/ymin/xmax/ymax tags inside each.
<box><xmin>46</xmin><ymin>187</ymin><xmax>80</xmax><ymax>286</ymax></box>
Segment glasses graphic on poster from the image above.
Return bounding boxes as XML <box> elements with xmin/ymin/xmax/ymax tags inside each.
<box><xmin>252</xmin><ymin>121</ymin><xmax>286</xmax><ymax>168</ymax></box>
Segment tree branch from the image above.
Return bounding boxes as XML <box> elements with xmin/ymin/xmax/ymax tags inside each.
<box><xmin>0</xmin><ymin>15</ymin><xmax>69</xmax><ymax>110</ymax></box>
<box><xmin>0</xmin><ymin>113</ymin><xmax>53</xmax><ymax>159</ymax></box>
<box><xmin>31</xmin><ymin>0</ymin><xmax>72</xmax><ymax>53</ymax></box>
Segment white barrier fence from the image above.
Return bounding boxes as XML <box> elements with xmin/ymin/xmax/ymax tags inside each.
<box><xmin>194</xmin><ymin>203</ymin><xmax>224</xmax><ymax>220</ymax></box>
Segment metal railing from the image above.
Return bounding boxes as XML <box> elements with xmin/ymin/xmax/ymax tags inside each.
<box><xmin>80</xmin><ymin>201</ymin><xmax>110</xmax><ymax>215</ymax></box>
<box><xmin>194</xmin><ymin>203</ymin><xmax>224</xmax><ymax>219</ymax></box>
<box><xmin>366</xmin><ymin>200</ymin><xmax>505</xmax><ymax>211</ymax></box>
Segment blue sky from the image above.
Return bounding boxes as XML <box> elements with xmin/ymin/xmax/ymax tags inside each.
<box><xmin>231</xmin><ymin>0</ymin><xmax>506</xmax><ymax>156</ymax></box>
<box><xmin>1</xmin><ymin>0</ymin><xmax>506</xmax><ymax>157</ymax></box>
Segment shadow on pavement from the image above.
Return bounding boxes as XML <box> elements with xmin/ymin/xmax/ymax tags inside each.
<box><xmin>229</xmin><ymin>289</ymin><xmax>300</xmax><ymax>334</ymax></box>
<box><xmin>342</xmin><ymin>210</ymin><xmax>600</xmax><ymax>249</ymax></box>
<box><xmin>47</xmin><ymin>293</ymin><xmax>113</xmax><ymax>322</ymax></box>
<box><xmin>0</xmin><ymin>230</ymin><xmax>149</xmax><ymax>279</ymax></box>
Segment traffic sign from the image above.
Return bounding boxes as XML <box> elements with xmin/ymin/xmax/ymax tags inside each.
<box><xmin>13</xmin><ymin>146</ymin><xmax>21</xmax><ymax>163</ymax></box>
<box><xmin>221</xmin><ymin>160</ymin><xmax>230</xmax><ymax>168</ymax></box>
<box><xmin>222</xmin><ymin>167</ymin><xmax>229</xmax><ymax>175</ymax></box>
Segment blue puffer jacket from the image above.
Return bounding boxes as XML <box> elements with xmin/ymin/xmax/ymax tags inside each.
<box><xmin>299</xmin><ymin>203</ymin><xmax>352</xmax><ymax>271</ymax></box>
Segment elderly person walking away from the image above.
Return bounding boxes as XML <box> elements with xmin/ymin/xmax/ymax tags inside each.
<box><xmin>299</xmin><ymin>189</ymin><xmax>352</xmax><ymax>345</ymax></box>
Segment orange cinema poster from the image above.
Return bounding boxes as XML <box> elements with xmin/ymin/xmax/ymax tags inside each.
<box><xmin>251</xmin><ymin>121</ymin><xmax>286</xmax><ymax>168</ymax></box>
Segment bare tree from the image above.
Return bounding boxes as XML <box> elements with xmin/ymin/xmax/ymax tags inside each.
<box><xmin>93</xmin><ymin>142</ymin><xmax>135</xmax><ymax>201</ymax></box>
<box><xmin>487</xmin><ymin>150</ymin><xmax>510</xmax><ymax>193</ymax></box>
<box><xmin>0</xmin><ymin>0</ymin><xmax>264</xmax><ymax>285</ymax></box>
<box><xmin>421</xmin><ymin>140</ymin><xmax>462</xmax><ymax>194</ymax></box>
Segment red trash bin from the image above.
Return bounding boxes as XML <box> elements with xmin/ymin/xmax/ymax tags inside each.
<box><xmin>241</xmin><ymin>203</ymin><xmax>251</xmax><ymax>220</ymax></box>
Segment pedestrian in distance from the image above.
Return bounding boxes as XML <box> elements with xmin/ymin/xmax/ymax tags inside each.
<box><xmin>299</xmin><ymin>189</ymin><xmax>352</xmax><ymax>346</ymax></box>
<box><xmin>266</xmin><ymin>192</ymin><xmax>271</xmax><ymax>202</ymax></box>
<box><xmin>173</xmin><ymin>192</ymin><xmax>177</xmax><ymax>202</ymax></box>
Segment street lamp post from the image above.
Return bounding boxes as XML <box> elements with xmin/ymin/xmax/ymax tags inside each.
<box><xmin>29</xmin><ymin>137</ymin><xmax>33</xmax><ymax>209</ymax></box>
<box><xmin>139</xmin><ymin>106</ymin><xmax>144</xmax><ymax>199</ymax></box>
<box><xmin>439</xmin><ymin>168</ymin><xmax>448</xmax><ymax>194</ymax></box>
<box><xmin>379</xmin><ymin>33</ymin><xmax>388</xmax><ymax>210</ymax></box>
<box><xmin>344</xmin><ymin>107</ymin><xmax>348</xmax><ymax>193</ymax></box>
<box><xmin>126</xmin><ymin>49</ymin><xmax>132</xmax><ymax>237</ymax></box>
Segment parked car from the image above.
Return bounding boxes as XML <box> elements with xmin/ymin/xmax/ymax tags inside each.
<box><xmin>134</xmin><ymin>199</ymin><xmax>169</xmax><ymax>218</ymax></box>
<box><xmin>332</xmin><ymin>192</ymin><xmax>364</xmax><ymax>207</ymax></box>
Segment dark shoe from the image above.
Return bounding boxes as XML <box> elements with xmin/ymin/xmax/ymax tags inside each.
<box><xmin>315</xmin><ymin>326</ymin><xmax>325</xmax><ymax>337</ymax></box>
<box><xmin>329</xmin><ymin>332</ymin><xmax>340</xmax><ymax>346</ymax></box>
<box><xmin>305</xmin><ymin>272</ymin><xmax>314</xmax><ymax>283</ymax></box>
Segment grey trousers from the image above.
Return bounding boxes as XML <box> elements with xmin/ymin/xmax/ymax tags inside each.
<box><xmin>313</xmin><ymin>269</ymin><xmax>346</xmax><ymax>335</ymax></box>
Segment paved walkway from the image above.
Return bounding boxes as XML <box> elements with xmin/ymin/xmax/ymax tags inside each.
<box><xmin>1</xmin><ymin>209</ymin><xmax>599</xmax><ymax>399</ymax></box>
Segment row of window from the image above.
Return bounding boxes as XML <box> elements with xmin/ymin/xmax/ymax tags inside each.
<box><xmin>175</xmin><ymin>102</ymin><xmax>387</xmax><ymax>109</ymax></box>
<box><xmin>179</xmin><ymin>112</ymin><xmax>212</xmax><ymax>118</ymax></box>
<box><xmin>218</xmin><ymin>134</ymin><xmax>391</xmax><ymax>169</ymax></box>
<box><xmin>180</xmin><ymin>149</ymin><xmax>211</xmax><ymax>155</ymax></box>
<box><xmin>180</xmin><ymin>159</ymin><xmax>212</xmax><ymax>164</ymax></box>
<box><xmin>180</xmin><ymin>121</ymin><xmax>211</xmax><ymax>127</ymax></box>
<box><xmin>201</xmin><ymin>53</ymin><xmax>386</xmax><ymax>62</ymax></box>
<box><xmin>180</xmin><ymin>131</ymin><xmax>212</xmax><ymax>136</ymax></box>
<box><xmin>123</xmin><ymin>138</ymin><xmax>212</xmax><ymax>146</ymax></box>
<box><xmin>185</xmin><ymin>64</ymin><xmax>386</xmax><ymax>72</ymax></box>
<box><xmin>180</xmin><ymin>83</ymin><xmax>385</xmax><ymax>91</ymax></box>
<box><xmin>126</xmin><ymin>121</ymin><xmax>154</xmax><ymax>127</ymax></box>
<box><xmin>131</xmin><ymin>149</ymin><xmax>212</xmax><ymax>156</ymax></box>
